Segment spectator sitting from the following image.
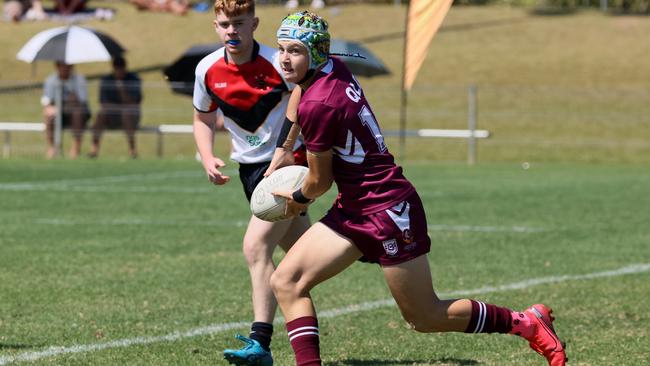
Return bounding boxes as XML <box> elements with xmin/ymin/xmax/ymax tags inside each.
<box><xmin>41</xmin><ymin>61</ymin><xmax>91</xmax><ymax>159</ymax></box>
<box><xmin>3</xmin><ymin>0</ymin><xmax>45</xmax><ymax>21</ymax></box>
<box><xmin>285</xmin><ymin>0</ymin><xmax>325</xmax><ymax>9</ymax></box>
<box><xmin>53</xmin><ymin>0</ymin><xmax>87</xmax><ymax>14</ymax></box>
<box><xmin>129</xmin><ymin>0</ymin><xmax>189</xmax><ymax>15</ymax></box>
<box><xmin>90</xmin><ymin>56</ymin><xmax>142</xmax><ymax>159</ymax></box>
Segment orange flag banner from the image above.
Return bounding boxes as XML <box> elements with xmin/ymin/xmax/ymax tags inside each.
<box><xmin>403</xmin><ymin>0</ymin><xmax>453</xmax><ymax>91</ymax></box>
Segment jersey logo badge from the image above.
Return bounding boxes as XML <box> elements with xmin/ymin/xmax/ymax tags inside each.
<box><xmin>382</xmin><ymin>239</ymin><xmax>399</xmax><ymax>256</ymax></box>
<box><xmin>254</xmin><ymin>74</ymin><xmax>269</xmax><ymax>90</ymax></box>
<box><xmin>246</xmin><ymin>135</ymin><xmax>262</xmax><ymax>147</ymax></box>
<box><xmin>213</xmin><ymin>82</ymin><xmax>227</xmax><ymax>89</ymax></box>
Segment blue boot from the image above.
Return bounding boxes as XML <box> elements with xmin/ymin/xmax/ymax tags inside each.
<box><xmin>223</xmin><ymin>334</ymin><xmax>273</xmax><ymax>366</ymax></box>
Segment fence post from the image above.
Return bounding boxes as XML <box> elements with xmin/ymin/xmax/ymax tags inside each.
<box><xmin>467</xmin><ymin>84</ymin><xmax>478</xmax><ymax>165</ymax></box>
<box><xmin>3</xmin><ymin>131</ymin><xmax>10</xmax><ymax>158</ymax></box>
<box><xmin>156</xmin><ymin>128</ymin><xmax>163</xmax><ymax>157</ymax></box>
<box><xmin>54</xmin><ymin>82</ymin><xmax>63</xmax><ymax>157</ymax></box>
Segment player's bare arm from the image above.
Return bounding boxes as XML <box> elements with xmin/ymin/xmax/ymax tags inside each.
<box><xmin>275</xmin><ymin>149</ymin><xmax>333</xmax><ymax>216</ymax></box>
<box><xmin>193</xmin><ymin>109</ymin><xmax>230</xmax><ymax>185</ymax></box>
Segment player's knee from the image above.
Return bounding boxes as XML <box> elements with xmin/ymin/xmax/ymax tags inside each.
<box><xmin>269</xmin><ymin>268</ymin><xmax>294</xmax><ymax>299</ymax></box>
<box><xmin>270</xmin><ymin>266</ymin><xmax>311</xmax><ymax>301</ymax></box>
<box><xmin>241</xmin><ymin>238</ymin><xmax>269</xmax><ymax>266</ymax></box>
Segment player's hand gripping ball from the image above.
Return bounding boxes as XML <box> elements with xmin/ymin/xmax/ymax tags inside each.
<box><xmin>250</xmin><ymin>165</ymin><xmax>309</xmax><ymax>222</ymax></box>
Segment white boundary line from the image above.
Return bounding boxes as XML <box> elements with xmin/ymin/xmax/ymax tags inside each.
<box><xmin>1</xmin><ymin>263</ymin><xmax>648</xmax><ymax>365</ymax></box>
<box><xmin>0</xmin><ymin>171</ymin><xmax>203</xmax><ymax>190</ymax></box>
<box><xmin>427</xmin><ymin>224</ymin><xmax>546</xmax><ymax>233</ymax></box>
<box><xmin>26</xmin><ymin>219</ymin><xmax>543</xmax><ymax>234</ymax></box>
<box><xmin>0</xmin><ymin>170</ymin><xmax>245</xmax><ymax>191</ymax></box>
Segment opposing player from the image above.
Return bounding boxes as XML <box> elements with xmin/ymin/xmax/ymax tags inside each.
<box><xmin>268</xmin><ymin>11</ymin><xmax>567</xmax><ymax>366</ymax></box>
<box><xmin>192</xmin><ymin>1</ymin><xmax>309</xmax><ymax>365</ymax></box>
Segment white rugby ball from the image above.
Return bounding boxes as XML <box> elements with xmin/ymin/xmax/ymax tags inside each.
<box><xmin>250</xmin><ymin>165</ymin><xmax>309</xmax><ymax>222</ymax></box>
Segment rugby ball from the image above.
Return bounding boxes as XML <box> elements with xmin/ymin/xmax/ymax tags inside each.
<box><xmin>250</xmin><ymin>165</ymin><xmax>309</xmax><ymax>222</ymax></box>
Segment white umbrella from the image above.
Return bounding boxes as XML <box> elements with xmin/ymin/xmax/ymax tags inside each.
<box><xmin>16</xmin><ymin>25</ymin><xmax>124</xmax><ymax>64</ymax></box>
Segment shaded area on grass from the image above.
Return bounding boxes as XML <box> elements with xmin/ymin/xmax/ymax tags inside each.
<box><xmin>328</xmin><ymin>358</ymin><xmax>479</xmax><ymax>365</ymax></box>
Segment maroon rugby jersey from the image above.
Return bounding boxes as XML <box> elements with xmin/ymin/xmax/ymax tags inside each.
<box><xmin>297</xmin><ymin>57</ymin><xmax>415</xmax><ymax>215</ymax></box>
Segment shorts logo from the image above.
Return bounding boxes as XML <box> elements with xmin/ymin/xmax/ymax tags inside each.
<box><xmin>382</xmin><ymin>239</ymin><xmax>398</xmax><ymax>256</ymax></box>
<box><xmin>402</xmin><ymin>229</ymin><xmax>413</xmax><ymax>244</ymax></box>
<box><xmin>214</xmin><ymin>82</ymin><xmax>227</xmax><ymax>88</ymax></box>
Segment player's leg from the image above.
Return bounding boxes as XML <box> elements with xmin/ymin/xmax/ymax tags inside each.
<box><xmin>224</xmin><ymin>215</ymin><xmax>303</xmax><ymax>365</ymax></box>
<box><xmin>382</xmin><ymin>255</ymin><xmax>566</xmax><ymax>365</ymax></box>
<box><xmin>277</xmin><ymin>214</ymin><xmax>310</xmax><ymax>253</ymax></box>
<box><xmin>382</xmin><ymin>255</ymin><xmax>475</xmax><ymax>332</ymax></box>
<box><xmin>270</xmin><ymin>222</ymin><xmax>362</xmax><ymax>366</ymax></box>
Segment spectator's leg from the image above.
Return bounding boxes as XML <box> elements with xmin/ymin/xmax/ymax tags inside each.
<box><xmin>43</xmin><ymin>105</ymin><xmax>57</xmax><ymax>159</ymax></box>
<box><xmin>3</xmin><ymin>0</ymin><xmax>24</xmax><ymax>22</ymax></box>
<box><xmin>285</xmin><ymin>0</ymin><xmax>298</xmax><ymax>10</ymax></box>
<box><xmin>68</xmin><ymin>107</ymin><xmax>85</xmax><ymax>159</ymax></box>
<box><xmin>122</xmin><ymin>110</ymin><xmax>138</xmax><ymax>158</ymax></box>
<box><xmin>90</xmin><ymin>110</ymin><xmax>106</xmax><ymax>158</ymax></box>
<box><xmin>311</xmin><ymin>0</ymin><xmax>325</xmax><ymax>9</ymax></box>
<box><xmin>169</xmin><ymin>0</ymin><xmax>189</xmax><ymax>15</ymax></box>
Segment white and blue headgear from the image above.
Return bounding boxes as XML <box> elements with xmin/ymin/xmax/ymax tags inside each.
<box><xmin>276</xmin><ymin>11</ymin><xmax>330</xmax><ymax>71</ymax></box>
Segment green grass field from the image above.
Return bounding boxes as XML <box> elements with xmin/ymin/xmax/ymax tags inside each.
<box><xmin>1</xmin><ymin>159</ymin><xmax>649</xmax><ymax>365</ymax></box>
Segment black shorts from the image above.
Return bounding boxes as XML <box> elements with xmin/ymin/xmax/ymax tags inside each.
<box><xmin>61</xmin><ymin>105</ymin><xmax>91</xmax><ymax>128</ymax></box>
<box><xmin>239</xmin><ymin>161</ymin><xmax>271</xmax><ymax>202</ymax></box>
<box><xmin>103</xmin><ymin>112</ymin><xmax>141</xmax><ymax>130</ymax></box>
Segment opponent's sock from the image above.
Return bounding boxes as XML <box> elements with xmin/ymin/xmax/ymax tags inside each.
<box><xmin>464</xmin><ymin>300</ymin><xmax>513</xmax><ymax>334</ymax></box>
<box><xmin>509</xmin><ymin>310</ymin><xmax>535</xmax><ymax>339</ymax></box>
<box><xmin>250</xmin><ymin>322</ymin><xmax>273</xmax><ymax>351</ymax></box>
<box><xmin>286</xmin><ymin>316</ymin><xmax>321</xmax><ymax>366</ymax></box>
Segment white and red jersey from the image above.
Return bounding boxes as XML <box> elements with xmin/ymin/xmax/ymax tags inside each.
<box><xmin>297</xmin><ymin>58</ymin><xmax>415</xmax><ymax>216</ymax></box>
<box><xmin>193</xmin><ymin>42</ymin><xmax>298</xmax><ymax>164</ymax></box>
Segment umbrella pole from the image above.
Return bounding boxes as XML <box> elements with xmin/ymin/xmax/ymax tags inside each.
<box><xmin>54</xmin><ymin>82</ymin><xmax>63</xmax><ymax>157</ymax></box>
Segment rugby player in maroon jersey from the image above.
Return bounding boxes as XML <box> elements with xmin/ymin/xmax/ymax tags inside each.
<box><xmin>269</xmin><ymin>11</ymin><xmax>567</xmax><ymax>366</ymax></box>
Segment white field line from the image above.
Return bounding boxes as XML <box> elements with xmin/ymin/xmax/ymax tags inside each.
<box><xmin>0</xmin><ymin>170</ymin><xmax>242</xmax><ymax>192</ymax></box>
<box><xmin>428</xmin><ymin>224</ymin><xmax>546</xmax><ymax>233</ymax></box>
<box><xmin>0</xmin><ymin>171</ymin><xmax>202</xmax><ymax>189</ymax></box>
<box><xmin>1</xmin><ymin>263</ymin><xmax>649</xmax><ymax>365</ymax></box>
<box><xmin>32</xmin><ymin>218</ymin><xmax>250</xmax><ymax>228</ymax></box>
<box><xmin>6</xmin><ymin>186</ymin><xmax>215</xmax><ymax>193</ymax></box>
<box><xmin>26</xmin><ymin>218</ymin><xmax>545</xmax><ymax>234</ymax></box>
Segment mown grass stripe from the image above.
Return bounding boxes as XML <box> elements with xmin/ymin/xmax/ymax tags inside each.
<box><xmin>1</xmin><ymin>263</ymin><xmax>648</xmax><ymax>365</ymax></box>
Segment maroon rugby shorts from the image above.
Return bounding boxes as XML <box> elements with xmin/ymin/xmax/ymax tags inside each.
<box><xmin>320</xmin><ymin>191</ymin><xmax>431</xmax><ymax>266</ymax></box>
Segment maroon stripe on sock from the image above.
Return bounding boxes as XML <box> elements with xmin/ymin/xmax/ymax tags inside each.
<box><xmin>286</xmin><ymin>316</ymin><xmax>321</xmax><ymax>366</ymax></box>
<box><xmin>464</xmin><ymin>300</ymin><xmax>512</xmax><ymax>334</ymax></box>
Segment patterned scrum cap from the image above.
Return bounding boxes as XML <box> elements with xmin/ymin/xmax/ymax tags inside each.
<box><xmin>277</xmin><ymin>11</ymin><xmax>330</xmax><ymax>70</ymax></box>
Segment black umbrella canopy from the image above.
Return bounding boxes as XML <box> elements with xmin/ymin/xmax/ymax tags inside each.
<box><xmin>163</xmin><ymin>39</ymin><xmax>390</xmax><ymax>96</ymax></box>
<box><xmin>163</xmin><ymin>43</ymin><xmax>222</xmax><ymax>96</ymax></box>
<box><xmin>17</xmin><ymin>26</ymin><xmax>124</xmax><ymax>64</ymax></box>
<box><xmin>329</xmin><ymin>39</ymin><xmax>390</xmax><ymax>77</ymax></box>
